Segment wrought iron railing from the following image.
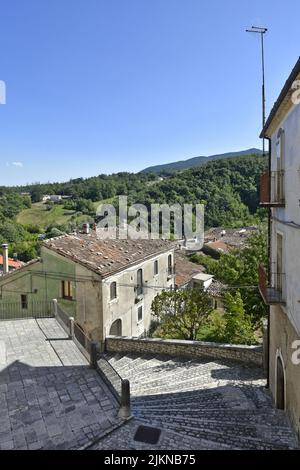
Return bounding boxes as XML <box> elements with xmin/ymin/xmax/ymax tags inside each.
<box><xmin>0</xmin><ymin>300</ymin><xmax>54</xmax><ymax>321</ymax></box>
<box><xmin>258</xmin><ymin>265</ymin><xmax>286</xmax><ymax>305</ymax></box>
<box><xmin>260</xmin><ymin>171</ymin><xmax>285</xmax><ymax>206</ymax></box>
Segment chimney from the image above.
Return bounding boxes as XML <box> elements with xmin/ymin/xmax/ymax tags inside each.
<box><xmin>13</xmin><ymin>253</ymin><xmax>18</xmax><ymax>261</ymax></box>
<box><xmin>82</xmin><ymin>223</ymin><xmax>90</xmax><ymax>234</ymax></box>
<box><xmin>2</xmin><ymin>244</ymin><xmax>9</xmax><ymax>275</ymax></box>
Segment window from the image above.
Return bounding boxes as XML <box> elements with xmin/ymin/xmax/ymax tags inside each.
<box><xmin>137</xmin><ymin>306</ymin><xmax>143</xmax><ymax>322</ymax></box>
<box><xmin>168</xmin><ymin>254</ymin><xmax>173</xmax><ymax>275</ymax></box>
<box><xmin>21</xmin><ymin>294</ymin><xmax>28</xmax><ymax>309</ymax></box>
<box><xmin>275</xmin><ymin>129</ymin><xmax>285</xmax><ymax>202</ymax></box>
<box><xmin>62</xmin><ymin>280</ymin><xmax>72</xmax><ymax>300</ymax></box>
<box><xmin>137</xmin><ymin>269</ymin><xmax>143</xmax><ymax>296</ymax></box>
<box><xmin>110</xmin><ymin>281</ymin><xmax>117</xmax><ymax>300</ymax></box>
<box><xmin>154</xmin><ymin>260</ymin><xmax>158</xmax><ymax>276</ymax></box>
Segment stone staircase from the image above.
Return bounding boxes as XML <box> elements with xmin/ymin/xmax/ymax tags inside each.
<box><xmin>103</xmin><ymin>352</ymin><xmax>298</xmax><ymax>450</ymax></box>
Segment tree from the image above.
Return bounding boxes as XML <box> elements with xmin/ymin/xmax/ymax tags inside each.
<box><xmin>221</xmin><ymin>292</ymin><xmax>256</xmax><ymax>345</ymax></box>
<box><xmin>189</xmin><ymin>227</ymin><xmax>268</xmax><ymax>326</ymax></box>
<box><xmin>30</xmin><ymin>187</ymin><xmax>43</xmax><ymax>203</ymax></box>
<box><xmin>151</xmin><ymin>288</ymin><xmax>213</xmax><ymax>340</ymax></box>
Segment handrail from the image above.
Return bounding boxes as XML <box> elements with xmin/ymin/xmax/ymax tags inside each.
<box><xmin>0</xmin><ymin>300</ymin><xmax>54</xmax><ymax>320</ymax></box>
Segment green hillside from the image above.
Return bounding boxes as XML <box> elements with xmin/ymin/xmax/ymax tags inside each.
<box><xmin>141</xmin><ymin>148</ymin><xmax>263</xmax><ymax>174</ymax></box>
<box><xmin>16</xmin><ymin>202</ymin><xmax>88</xmax><ymax>229</ymax></box>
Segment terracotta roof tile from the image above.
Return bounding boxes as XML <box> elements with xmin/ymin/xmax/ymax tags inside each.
<box><xmin>43</xmin><ymin>232</ymin><xmax>174</xmax><ymax>277</ymax></box>
<box><xmin>175</xmin><ymin>252</ymin><xmax>204</xmax><ymax>287</ymax></box>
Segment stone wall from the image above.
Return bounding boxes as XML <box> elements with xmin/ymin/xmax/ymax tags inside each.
<box><xmin>105</xmin><ymin>336</ymin><xmax>263</xmax><ymax>366</ymax></box>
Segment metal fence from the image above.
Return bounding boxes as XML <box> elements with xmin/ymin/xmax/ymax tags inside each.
<box><xmin>0</xmin><ymin>300</ymin><xmax>54</xmax><ymax>321</ymax></box>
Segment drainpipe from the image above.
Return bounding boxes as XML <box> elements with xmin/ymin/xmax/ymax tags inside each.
<box><xmin>2</xmin><ymin>244</ymin><xmax>9</xmax><ymax>275</ymax></box>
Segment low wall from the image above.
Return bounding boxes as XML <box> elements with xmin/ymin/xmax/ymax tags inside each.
<box><xmin>105</xmin><ymin>336</ymin><xmax>263</xmax><ymax>367</ymax></box>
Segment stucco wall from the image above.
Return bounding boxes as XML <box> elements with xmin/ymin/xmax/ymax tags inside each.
<box><xmin>0</xmin><ymin>248</ymin><xmax>77</xmax><ymax>317</ymax></box>
<box><xmin>102</xmin><ymin>250</ymin><xmax>175</xmax><ymax>339</ymax></box>
<box><xmin>269</xmin><ymin>305</ymin><xmax>300</xmax><ymax>441</ymax></box>
<box><xmin>74</xmin><ymin>263</ymin><xmax>103</xmax><ymax>341</ymax></box>
<box><xmin>269</xmin><ymin>100</ymin><xmax>300</xmax><ymax>442</ymax></box>
<box><xmin>270</xmin><ymin>102</ymin><xmax>300</xmax><ymax>334</ymax></box>
<box><xmin>105</xmin><ymin>336</ymin><xmax>263</xmax><ymax>366</ymax></box>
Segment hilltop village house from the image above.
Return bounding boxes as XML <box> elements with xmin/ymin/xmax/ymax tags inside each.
<box><xmin>175</xmin><ymin>251</ymin><xmax>225</xmax><ymax>310</ymax></box>
<box><xmin>259</xmin><ymin>57</ymin><xmax>300</xmax><ymax>440</ymax></box>
<box><xmin>0</xmin><ymin>244</ymin><xmax>24</xmax><ymax>275</ymax></box>
<box><xmin>0</xmin><ymin>232</ymin><xmax>175</xmax><ymax>341</ymax></box>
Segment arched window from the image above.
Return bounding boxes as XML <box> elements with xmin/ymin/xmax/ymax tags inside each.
<box><xmin>137</xmin><ymin>269</ymin><xmax>143</xmax><ymax>296</ymax></box>
<box><xmin>110</xmin><ymin>281</ymin><xmax>117</xmax><ymax>300</ymax></box>
<box><xmin>154</xmin><ymin>260</ymin><xmax>158</xmax><ymax>275</ymax></box>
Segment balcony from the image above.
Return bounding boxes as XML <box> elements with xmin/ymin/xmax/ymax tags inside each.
<box><xmin>258</xmin><ymin>265</ymin><xmax>286</xmax><ymax>305</ymax></box>
<box><xmin>260</xmin><ymin>171</ymin><xmax>285</xmax><ymax>207</ymax></box>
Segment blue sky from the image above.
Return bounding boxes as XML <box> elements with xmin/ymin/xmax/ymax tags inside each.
<box><xmin>0</xmin><ymin>0</ymin><xmax>299</xmax><ymax>185</ymax></box>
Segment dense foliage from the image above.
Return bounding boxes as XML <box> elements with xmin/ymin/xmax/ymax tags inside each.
<box><xmin>151</xmin><ymin>287</ymin><xmax>213</xmax><ymax>340</ymax></box>
<box><xmin>0</xmin><ymin>153</ymin><xmax>267</xmax><ymax>264</ymax></box>
<box><xmin>190</xmin><ymin>227</ymin><xmax>268</xmax><ymax>328</ymax></box>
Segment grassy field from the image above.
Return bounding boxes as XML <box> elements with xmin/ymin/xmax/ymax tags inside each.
<box><xmin>93</xmin><ymin>196</ymin><xmax>118</xmax><ymax>210</ymax></box>
<box><xmin>16</xmin><ymin>202</ymin><xmax>87</xmax><ymax>230</ymax></box>
<box><xmin>17</xmin><ymin>197</ymin><xmax>119</xmax><ymax>231</ymax></box>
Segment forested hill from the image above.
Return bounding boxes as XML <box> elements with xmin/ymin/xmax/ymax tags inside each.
<box><xmin>140</xmin><ymin>148</ymin><xmax>263</xmax><ymax>174</ymax></box>
<box><xmin>132</xmin><ymin>154</ymin><xmax>267</xmax><ymax>228</ymax></box>
<box><xmin>0</xmin><ymin>153</ymin><xmax>266</xmax><ymax>261</ymax></box>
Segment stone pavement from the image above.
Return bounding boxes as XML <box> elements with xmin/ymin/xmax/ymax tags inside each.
<box><xmin>93</xmin><ymin>353</ymin><xmax>299</xmax><ymax>450</ymax></box>
<box><xmin>0</xmin><ymin>319</ymin><xmax>121</xmax><ymax>450</ymax></box>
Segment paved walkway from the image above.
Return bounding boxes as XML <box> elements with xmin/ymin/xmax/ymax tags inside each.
<box><xmin>0</xmin><ymin>319</ymin><xmax>120</xmax><ymax>450</ymax></box>
<box><xmin>93</xmin><ymin>353</ymin><xmax>299</xmax><ymax>450</ymax></box>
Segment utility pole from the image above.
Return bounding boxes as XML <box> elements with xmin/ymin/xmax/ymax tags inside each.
<box><xmin>246</xmin><ymin>26</ymin><xmax>268</xmax><ymax>156</ymax></box>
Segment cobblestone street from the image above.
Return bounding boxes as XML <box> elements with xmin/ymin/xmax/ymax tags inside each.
<box><xmin>93</xmin><ymin>352</ymin><xmax>299</xmax><ymax>450</ymax></box>
<box><xmin>0</xmin><ymin>319</ymin><xmax>120</xmax><ymax>450</ymax></box>
<box><xmin>0</xmin><ymin>319</ymin><xmax>298</xmax><ymax>450</ymax></box>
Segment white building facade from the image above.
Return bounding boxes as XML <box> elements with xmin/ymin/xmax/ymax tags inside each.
<box><xmin>260</xmin><ymin>58</ymin><xmax>300</xmax><ymax>441</ymax></box>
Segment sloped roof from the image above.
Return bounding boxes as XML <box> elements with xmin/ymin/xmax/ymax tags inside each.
<box><xmin>43</xmin><ymin>232</ymin><xmax>174</xmax><ymax>277</ymax></box>
<box><xmin>0</xmin><ymin>259</ymin><xmax>40</xmax><ymax>281</ymax></box>
<box><xmin>0</xmin><ymin>255</ymin><xmax>24</xmax><ymax>269</ymax></box>
<box><xmin>175</xmin><ymin>252</ymin><xmax>204</xmax><ymax>287</ymax></box>
<box><xmin>261</xmin><ymin>57</ymin><xmax>300</xmax><ymax>138</ymax></box>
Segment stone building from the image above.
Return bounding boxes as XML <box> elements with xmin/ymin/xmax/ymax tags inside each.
<box><xmin>259</xmin><ymin>57</ymin><xmax>300</xmax><ymax>440</ymax></box>
<box><xmin>0</xmin><ymin>232</ymin><xmax>175</xmax><ymax>341</ymax></box>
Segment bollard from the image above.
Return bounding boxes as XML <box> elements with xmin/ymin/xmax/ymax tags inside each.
<box><xmin>90</xmin><ymin>341</ymin><xmax>98</xmax><ymax>369</ymax></box>
<box><xmin>118</xmin><ymin>379</ymin><xmax>131</xmax><ymax>419</ymax></box>
<box><xmin>69</xmin><ymin>317</ymin><xmax>74</xmax><ymax>339</ymax></box>
<box><xmin>52</xmin><ymin>299</ymin><xmax>58</xmax><ymax>318</ymax></box>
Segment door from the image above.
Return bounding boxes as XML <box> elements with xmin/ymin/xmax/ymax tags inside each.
<box><xmin>276</xmin><ymin>355</ymin><xmax>285</xmax><ymax>410</ymax></box>
<box><xmin>109</xmin><ymin>319</ymin><xmax>122</xmax><ymax>336</ymax></box>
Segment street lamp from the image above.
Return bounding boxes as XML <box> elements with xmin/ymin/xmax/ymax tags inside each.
<box><xmin>246</xmin><ymin>26</ymin><xmax>268</xmax><ymax>156</ymax></box>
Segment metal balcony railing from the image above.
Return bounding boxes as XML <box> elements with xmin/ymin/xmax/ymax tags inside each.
<box><xmin>0</xmin><ymin>300</ymin><xmax>54</xmax><ymax>321</ymax></box>
<box><xmin>260</xmin><ymin>171</ymin><xmax>285</xmax><ymax>207</ymax></box>
<box><xmin>258</xmin><ymin>265</ymin><xmax>286</xmax><ymax>305</ymax></box>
